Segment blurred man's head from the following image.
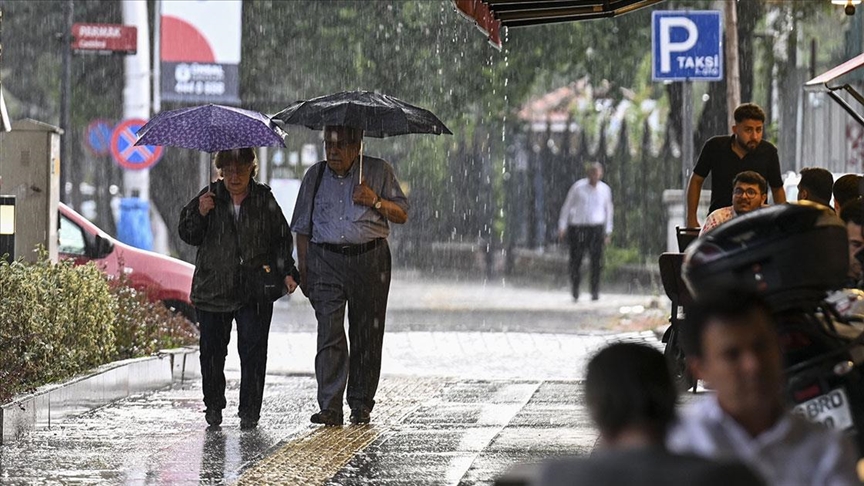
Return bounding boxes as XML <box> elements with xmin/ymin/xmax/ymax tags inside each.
<box><xmin>323</xmin><ymin>125</ymin><xmax>363</xmax><ymax>176</ymax></box>
<box><xmin>585</xmin><ymin>342</ymin><xmax>677</xmax><ymax>445</ymax></box>
<box><xmin>682</xmin><ymin>294</ymin><xmax>784</xmax><ymax>435</ymax></box>
<box><xmin>833</xmin><ymin>174</ymin><xmax>863</xmax><ymax>213</ymax></box>
<box><xmin>732</xmin><ymin>171</ymin><xmax>768</xmax><ymax>215</ymax></box>
<box><xmin>732</xmin><ymin>103</ymin><xmax>766</xmax><ymax>153</ymax></box>
<box><xmin>586</xmin><ymin>162</ymin><xmax>604</xmax><ymax>186</ymax></box>
<box><xmin>840</xmin><ymin>197</ymin><xmax>864</xmax><ymax>282</ymax></box>
<box><xmin>797</xmin><ymin>167</ymin><xmax>834</xmax><ymax>207</ymax></box>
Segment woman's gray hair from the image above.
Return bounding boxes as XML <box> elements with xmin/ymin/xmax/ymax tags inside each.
<box><xmin>214</xmin><ymin>148</ymin><xmax>258</xmax><ymax>178</ymax></box>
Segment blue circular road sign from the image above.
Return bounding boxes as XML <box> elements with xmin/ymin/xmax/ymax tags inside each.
<box><xmin>85</xmin><ymin>119</ymin><xmax>114</xmax><ymax>156</ymax></box>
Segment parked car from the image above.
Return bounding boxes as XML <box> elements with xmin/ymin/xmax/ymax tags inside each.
<box><xmin>58</xmin><ymin>202</ymin><xmax>196</xmax><ymax>322</ymax></box>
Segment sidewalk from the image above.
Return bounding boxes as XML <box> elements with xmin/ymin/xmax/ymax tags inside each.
<box><xmin>0</xmin><ymin>273</ymin><xmax>670</xmax><ymax>485</ymax></box>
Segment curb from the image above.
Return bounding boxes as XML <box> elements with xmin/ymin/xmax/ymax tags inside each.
<box><xmin>0</xmin><ymin>346</ymin><xmax>200</xmax><ymax>445</ymax></box>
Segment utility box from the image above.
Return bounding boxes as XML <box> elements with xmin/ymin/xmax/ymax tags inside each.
<box><xmin>0</xmin><ymin>119</ymin><xmax>63</xmax><ymax>263</ymax></box>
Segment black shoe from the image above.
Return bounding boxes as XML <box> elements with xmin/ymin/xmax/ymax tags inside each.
<box><xmin>240</xmin><ymin>417</ymin><xmax>258</xmax><ymax>430</ymax></box>
<box><xmin>349</xmin><ymin>407</ymin><xmax>371</xmax><ymax>425</ymax></box>
<box><xmin>205</xmin><ymin>409</ymin><xmax>222</xmax><ymax>427</ymax></box>
<box><xmin>591</xmin><ymin>293</ymin><xmax>599</xmax><ymax>301</ymax></box>
<box><xmin>310</xmin><ymin>409</ymin><xmax>343</xmax><ymax>426</ymax></box>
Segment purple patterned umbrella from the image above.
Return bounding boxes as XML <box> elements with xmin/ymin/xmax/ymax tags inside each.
<box><xmin>134</xmin><ymin>104</ymin><xmax>286</xmax><ymax>152</ymax></box>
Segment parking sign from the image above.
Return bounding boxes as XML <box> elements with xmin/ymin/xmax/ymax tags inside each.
<box><xmin>652</xmin><ymin>11</ymin><xmax>723</xmax><ymax>81</ymax></box>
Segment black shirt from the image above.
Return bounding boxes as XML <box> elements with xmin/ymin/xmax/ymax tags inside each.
<box><xmin>693</xmin><ymin>135</ymin><xmax>783</xmax><ymax>212</ymax></box>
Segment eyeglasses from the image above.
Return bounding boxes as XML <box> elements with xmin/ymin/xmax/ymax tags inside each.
<box><xmin>733</xmin><ymin>187</ymin><xmax>761</xmax><ymax>197</ymax></box>
<box><xmin>221</xmin><ymin>166</ymin><xmax>252</xmax><ymax>177</ymax></box>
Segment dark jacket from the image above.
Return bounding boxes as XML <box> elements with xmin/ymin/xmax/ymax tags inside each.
<box><xmin>533</xmin><ymin>447</ymin><xmax>765</xmax><ymax>486</ymax></box>
<box><xmin>179</xmin><ymin>179</ymin><xmax>299</xmax><ymax>312</ymax></box>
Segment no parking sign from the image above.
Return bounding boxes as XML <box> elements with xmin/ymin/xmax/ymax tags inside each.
<box><xmin>111</xmin><ymin>118</ymin><xmax>163</xmax><ymax>170</ymax></box>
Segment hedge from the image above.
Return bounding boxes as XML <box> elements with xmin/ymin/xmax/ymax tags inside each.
<box><xmin>0</xmin><ymin>253</ymin><xmax>198</xmax><ymax>403</ymax></box>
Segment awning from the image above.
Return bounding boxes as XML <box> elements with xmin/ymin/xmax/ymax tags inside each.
<box><xmin>805</xmin><ymin>52</ymin><xmax>864</xmax><ymax>127</ymax></box>
<box><xmin>454</xmin><ymin>0</ymin><xmax>665</xmax><ymax>49</ymax></box>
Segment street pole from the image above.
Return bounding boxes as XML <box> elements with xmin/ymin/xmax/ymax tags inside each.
<box><xmin>121</xmin><ymin>0</ymin><xmax>151</xmax><ymax>201</ymax></box>
<box><xmin>152</xmin><ymin>0</ymin><xmax>161</xmax><ymax>116</ymax></box>
<box><xmin>724</xmin><ymin>0</ymin><xmax>740</xmax><ymax>131</ymax></box>
<box><xmin>59</xmin><ymin>0</ymin><xmax>73</xmax><ymax>204</ymax></box>
<box><xmin>682</xmin><ymin>80</ymin><xmax>693</xmax><ymax>191</ymax></box>
<box><xmin>0</xmin><ymin>8</ymin><xmax>10</xmax><ymax>133</ymax></box>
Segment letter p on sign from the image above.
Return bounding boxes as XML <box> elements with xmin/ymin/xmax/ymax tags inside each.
<box><xmin>659</xmin><ymin>18</ymin><xmax>697</xmax><ymax>73</ymax></box>
<box><xmin>652</xmin><ymin>11</ymin><xmax>723</xmax><ymax>82</ymax></box>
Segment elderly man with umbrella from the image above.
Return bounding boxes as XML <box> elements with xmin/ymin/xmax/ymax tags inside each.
<box><xmin>275</xmin><ymin>91</ymin><xmax>450</xmax><ymax>425</ymax></box>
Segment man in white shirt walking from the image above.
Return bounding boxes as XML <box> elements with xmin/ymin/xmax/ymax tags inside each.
<box><xmin>558</xmin><ymin>162</ymin><xmax>613</xmax><ymax>301</ymax></box>
<box><xmin>667</xmin><ymin>294</ymin><xmax>860</xmax><ymax>486</ymax></box>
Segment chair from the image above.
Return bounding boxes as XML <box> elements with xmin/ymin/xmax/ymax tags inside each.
<box><xmin>659</xmin><ymin>252</ymin><xmax>697</xmax><ymax>392</ymax></box>
<box><xmin>676</xmin><ymin>226</ymin><xmax>701</xmax><ymax>252</ymax></box>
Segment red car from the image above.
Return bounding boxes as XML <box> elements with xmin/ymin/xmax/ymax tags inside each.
<box><xmin>58</xmin><ymin>202</ymin><xmax>196</xmax><ymax>322</ymax></box>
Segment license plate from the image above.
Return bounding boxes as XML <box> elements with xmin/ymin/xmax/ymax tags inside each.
<box><xmin>792</xmin><ymin>388</ymin><xmax>854</xmax><ymax>431</ymax></box>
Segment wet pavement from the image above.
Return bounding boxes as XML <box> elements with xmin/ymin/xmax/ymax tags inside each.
<box><xmin>0</xmin><ymin>271</ymin><xmax>669</xmax><ymax>485</ymax></box>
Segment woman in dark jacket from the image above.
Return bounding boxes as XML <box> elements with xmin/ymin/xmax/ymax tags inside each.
<box><xmin>179</xmin><ymin>148</ymin><xmax>299</xmax><ymax>430</ymax></box>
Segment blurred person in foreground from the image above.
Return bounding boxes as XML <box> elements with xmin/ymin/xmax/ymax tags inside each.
<box><xmin>833</xmin><ymin>174</ymin><xmax>863</xmax><ymax>214</ymax></box>
<box><xmin>668</xmin><ymin>294</ymin><xmax>859</xmax><ymax>485</ymax></box>
<box><xmin>699</xmin><ymin>171</ymin><xmax>768</xmax><ymax>236</ymax></box>
<box><xmin>179</xmin><ymin>148</ymin><xmax>299</xmax><ymax>430</ymax></box>
<box><xmin>797</xmin><ymin>167</ymin><xmax>834</xmax><ymax>208</ymax></box>
<box><xmin>557</xmin><ymin>162</ymin><xmax>613</xmax><ymax>301</ymax></box>
<box><xmin>292</xmin><ymin>125</ymin><xmax>409</xmax><ymax>426</ymax></box>
<box><xmin>686</xmin><ymin>103</ymin><xmax>785</xmax><ymax>228</ymax></box>
<box><xmin>495</xmin><ymin>343</ymin><xmax>764</xmax><ymax>486</ymax></box>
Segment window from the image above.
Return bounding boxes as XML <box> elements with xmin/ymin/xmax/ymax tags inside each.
<box><xmin>58</xmin><ymin>214</ymin><xmax>86</xmax><ymax>255</ymax></box>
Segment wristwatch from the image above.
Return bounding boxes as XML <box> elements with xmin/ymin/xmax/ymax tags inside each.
<box><xmin>373</xmin><ymin>197</ymin><xmax>382</xmax><ymax>209</ymax></box>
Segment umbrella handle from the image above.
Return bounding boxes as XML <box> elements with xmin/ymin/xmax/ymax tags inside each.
<box><xmin>358</xmin><ymin>141</ymin><xmax>363</xmax><ymax>184</ymax></box>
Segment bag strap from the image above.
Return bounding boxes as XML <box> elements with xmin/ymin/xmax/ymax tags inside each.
<box><xmin>308</xmin><ymin>162</ymin><xmax>326</xmax><ymax>238</ymax></box>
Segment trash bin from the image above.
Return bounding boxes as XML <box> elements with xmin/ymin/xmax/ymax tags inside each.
<box><xmin>117</xmin><ymin>196</ymin><xmax>153</xmax><ymax>251</ymax></box>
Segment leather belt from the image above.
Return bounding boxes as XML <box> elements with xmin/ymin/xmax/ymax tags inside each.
<box><xmin>315</xmin><ymin>239</ymin><xmax>383</xmax><ymax>256</ymax></box>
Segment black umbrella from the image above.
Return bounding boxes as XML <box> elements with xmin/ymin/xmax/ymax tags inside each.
<box><xmin>270</xmin><ymin>90</ymin><xmax>452</xmax><ymax>138</ymax></box>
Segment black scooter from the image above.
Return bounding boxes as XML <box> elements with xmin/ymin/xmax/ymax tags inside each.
<box><xmin>678</xmin><ymin>201</ymin><xmax>864</xmax><ymax>454</ymax></box>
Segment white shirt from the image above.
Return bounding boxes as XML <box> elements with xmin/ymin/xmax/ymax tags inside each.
<box><xmin>557</xmin><ymin>178</ymin><xmax>613</xmax><ymax>234</ymax></box>
<box><xmin>667</xmin><ymin>395</ymin><xmax>860</xmax><ymax>486</ymax></box>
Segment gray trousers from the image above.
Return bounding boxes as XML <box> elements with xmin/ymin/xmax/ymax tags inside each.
<box><xmin>306</xmin><ymin>241</ymin><xmax>391</xmax><ymax>414</ymax></box>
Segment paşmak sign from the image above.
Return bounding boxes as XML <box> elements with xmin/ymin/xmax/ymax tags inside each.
<box><xmin>72</xmin><ymin>23</ymin><xmax>137</xmax><ymax>54</ymax></box>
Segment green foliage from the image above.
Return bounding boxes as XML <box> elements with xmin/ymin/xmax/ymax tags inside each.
<box><xmin>111</xmin><ymin>281</ymin><xmax>198</xmax><ymax>359</ymax></box>
<box><xmin>603</xmin><ymin>245</ymin><xmax>642</xmax><ymax>279</ymax></box>
<box><xmin>0</xmin><ymin>254</ymin><xmax>198</xmax><ymax>404</ymax></box>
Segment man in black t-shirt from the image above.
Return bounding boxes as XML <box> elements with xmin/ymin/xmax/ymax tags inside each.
<box><xmin>685</xmin><ymin>103</ymin><xmax>786</xmax><ymax>228</ymax></box>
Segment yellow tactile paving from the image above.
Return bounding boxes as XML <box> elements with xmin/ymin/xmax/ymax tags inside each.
<box><xmin>235</xmin><ymin>377</ymin><xmax>444</xmax><ymax>485</ymax></box>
